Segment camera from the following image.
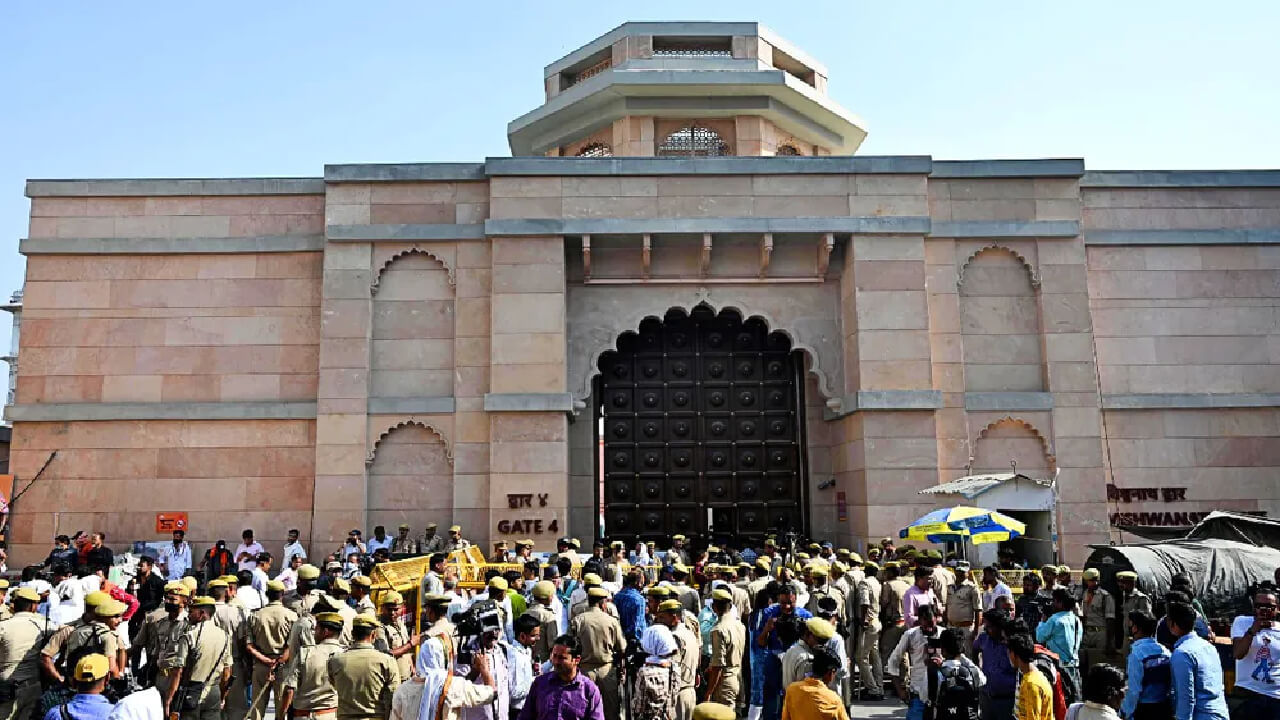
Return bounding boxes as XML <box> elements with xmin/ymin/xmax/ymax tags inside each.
<box><xmin>452</xmin><ymin>599</ymin><xmax>503</xmax><ymax>665</ymax></box>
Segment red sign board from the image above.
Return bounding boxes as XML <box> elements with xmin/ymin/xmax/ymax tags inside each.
<box><xmin>836</xmin><ymin>491</ymin><xmax>847</xmax><ymax>522</ymax></box>
<box><xmin>156</xmin><ymin>512</ymin><xmax>188</xmax><ymax>534</ymax></box>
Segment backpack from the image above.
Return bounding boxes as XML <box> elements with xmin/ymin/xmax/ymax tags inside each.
<box><xmin>932</xmin><ymin>662</ymin><xmax>980</xmax><ymax>720</ymax></box>
<box><xmin>629</xmin><ymin>663</ymin><xmax>677</xmax><ymax>720</ymax></box>
<box><xmin>60</xmin><ymin>624</ymin><xmax>110</xmax><ymax>681</ymax></box>
<box><xmin>1030</xmin><ymin>645</ymin><xmax>1070</xmax><ymax>720</ymax></box>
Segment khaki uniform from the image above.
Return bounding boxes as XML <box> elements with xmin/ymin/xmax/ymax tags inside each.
<box><xmin>283</xmin><ymin>589</ymin><xmax>322</xmax><ymax>618</ymax></box>
<box><xmin>327</xmin><ymin>642</ymin><xmax>400</xmax><ymax>720</ymax></box>
<box><xmin>137</xmin><ymin>610</ymin><xmax>188</xmax><ymax>695</ymax></box>
<box><xmin>389</xmin><ymin>536</ymin><xmax>417</xmax><ymax>555</ymax></box>
<box><xmin>443</xmin><ymin>539</ymin><xmax>470</xmax><ymax>553</ymax></box>
<box><xmin>524</xmin><ymin>604</ymin><xmax>560</xmax><ymax>665</ymax></box>
<box><xmin>40</xmin><ymin>618</ymin><xmax>85</xmax><ymax>666</ymax></box>
<box><xmin>351</xmin><ymin>595</ymin><xmax>376</xmax><ymax>616</ymax></box>
<box><xmin>879</xmin><ymin>579</ymin><xmax>910</xmax><ymax>679</ymax></box>
<box><xmin>929</xmin><ymin>566</ymin><xmax>952</xmax><ymax>608</ymax></box>
<box><xmin>945</xmin><ymin>580</ymin><xmax>982</xmax><ymax>650</ymax></box>
<box><xmin>856</xmin><ymin>575</ymin><xmax>884</xmax><ymax>695</ymax></box>
<box><xmin>166</xmin><ymin>621</ymin><xmax>233</xmax><ymax>720</ymax></box>
<box><xmin>281</xmin><ymin>638</ymin><xmax>344</xmax><ymax>715</ymax></box>
<box><xmin>246</xmin><ymin>601</ymin><xmax>297</xmax><ymax>720</ymax></box>
<box><xmin>730</xmin><ymin>584</ymin><xmax>751</xmax><ymax>621</ymax></box>
<box><xmin>1080</xmin><ymin>586</ymin><xmax>1116</xmax><ymax>671</ymax></box>
<box><xmin>707</xmin><ymin>613</ymin><xmax>746</xmax><ymax>707</ymax></box>
<box><xmin>0</xmin><ymin>607</ymin><xmax>11</xmax><ymax>623</ymax></box>
<box><xmin>373</xmin><ymin>618</ymin><xmax>415</xmax><ymax>682</ymax></box>
<box><xmin>746</xmin><ymin>578</ymin><xmax>771</xmax><ymax>605</ymax></box>
<box><xmin>570</xmin><ymin>607</ymin><xmax>626</xmax><ymax>720</ymax></box>
<box><xmin>66</xmin><ymin>621</ymin><xmax>122</xmax><ymax>675</ymax></box>
<box><xmin>781</xmin><ymin>641</ymin><xmax>814</xmax><ymax>687</ymax></box>
<box><xmin>672</xmin><ymin>584</ymin><xmax>700</xmax><ymax>615</ymax></box>
<box><xmin>212</xmin><ymin>602</ymin><xmax>248</xmax><ymax>720</ymax></box>
<box><xmin>419</xmin><ymin>534</ymin><xmax>446</xmax><ymax>554</ymax></box>
<box><xmin>0</xmin><ymin>611</ymin><xmax>56</xmax><ymax>720</ymax></box>
<box><xmin>671</xmin><ymin>622</ymin><xmax>700</xmax><ymax>720</ymax></box>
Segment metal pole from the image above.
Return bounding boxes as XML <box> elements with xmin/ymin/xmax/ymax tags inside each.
<box><xmin>1049</xmin><ymin>467</ymin><xmax>1062</xmax><ymax>564</ymax></box>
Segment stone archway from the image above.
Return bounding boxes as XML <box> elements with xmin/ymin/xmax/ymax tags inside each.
<box><xmin>594</xmin><ymin>305</ymin><xmax>808</xmax><ymax>546</ymax></box>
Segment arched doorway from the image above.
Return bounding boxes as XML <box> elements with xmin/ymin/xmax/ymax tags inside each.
<box><xmin>595</xmin><ymin>305</ymin><xmax>808</xmax><ymax>547</ymax></box>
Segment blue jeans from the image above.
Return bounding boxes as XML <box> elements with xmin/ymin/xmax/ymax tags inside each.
<box><xmin>906</xmin><ymin>697</ymin><xmax>927</xmax><ymax>720</ymax></box>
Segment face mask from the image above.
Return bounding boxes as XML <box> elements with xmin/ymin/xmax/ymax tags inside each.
<box><xmin>164</xmin><ymin>602</ymin><xmax>181</xmax><ymax>613</ymax></box>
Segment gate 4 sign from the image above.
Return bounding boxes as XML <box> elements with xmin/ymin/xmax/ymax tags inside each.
<box><xmin>155</xmin><ymin>513</ymin><xmax>188</xmax><ymax>534</ymax></box>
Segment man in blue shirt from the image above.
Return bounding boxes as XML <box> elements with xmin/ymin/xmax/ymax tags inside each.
<box><xmin>44</xmin><ymin>654</ymin><xmax>114</xmax><ymax>720</ymax></box>
<box><xmin>972</xmin><ymin>609</ymin><xmax>1018</xmax><ymax>720</ymax></box>
<box><xmin>1168</xmin><ymin>601</ymin><xmax>1228</xmax><ymax>720</ymax></box>
<box><xmin>611</xmin><ymin>570</ymin><xmax>647</xmax><ymax>648</ymax></box>
<box><xmin>1122</xmin><ymin>610</ymin><xmax>1172</xmax><ymax>720</ymax></box>
<box><xmin>1034</xmin><ymin>588</ymin><xmax>1083</xmax><ymax>703</ymax></box>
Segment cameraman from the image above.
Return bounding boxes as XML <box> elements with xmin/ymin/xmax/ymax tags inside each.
<box><xmin>886</xmin><ymin>604</ymin><xmax>944</xmax><ymax>720</ymax></box>
<box><xmin>454</xmin><ymin>600</ymin><xmax>509</xmax><ymax>720</ymax></box>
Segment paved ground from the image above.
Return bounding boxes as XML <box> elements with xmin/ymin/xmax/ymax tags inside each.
<box><xmin>848</xmin><ymin>697</ymin><xmax>909</xmax><ymax>718</ymax></box>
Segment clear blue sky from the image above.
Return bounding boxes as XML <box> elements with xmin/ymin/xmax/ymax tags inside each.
<box><xmin>1</xmin><ymin>1</ymin><xmax>1278</xmax><ymax>355</ymax></box>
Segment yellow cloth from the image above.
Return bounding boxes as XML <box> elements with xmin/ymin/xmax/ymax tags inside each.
<box><xmin>1015</xmin><ymin>668</ymin><xmax>1056</xmax><ymax>720</ymax></box>
<box><xmin>780</xmin><ymin>678</ymin><xmax>849</xmax><ymax>720</ymax></box>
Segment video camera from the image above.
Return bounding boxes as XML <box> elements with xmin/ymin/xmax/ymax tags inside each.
<box><xmin>451</xmin><ymin>599</ymin><xmax>503</xmax><ymax>665</ymax></box>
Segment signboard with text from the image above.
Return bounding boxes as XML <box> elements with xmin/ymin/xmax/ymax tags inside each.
<box><xmin>155</xmin><ymin>512</ymin><xmax>188</xmax><ymax>534</ymax></box>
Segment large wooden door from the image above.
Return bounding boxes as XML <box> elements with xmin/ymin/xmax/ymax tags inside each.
<box><xmin>597</xmin><ymin>306</ymin><xmax>806</xmax><ymax>546</ymax></box>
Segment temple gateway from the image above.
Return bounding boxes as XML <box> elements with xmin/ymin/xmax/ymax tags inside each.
<box><xmin>7</xmin><ymin>22</ymin><xmax>1280</xmax><ymax>566</ymax></box>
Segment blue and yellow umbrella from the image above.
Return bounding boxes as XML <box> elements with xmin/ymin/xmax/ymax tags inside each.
<box><xmin>900</xmin><ymin>506</ymin><xmax>1026</xmax><ymax>545</ymax></box>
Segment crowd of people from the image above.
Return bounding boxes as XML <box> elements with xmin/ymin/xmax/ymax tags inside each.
<box><xmin>0</xmin><ymin>528</ymin><xmax>1275</xmax><ymax>720</ymax></box>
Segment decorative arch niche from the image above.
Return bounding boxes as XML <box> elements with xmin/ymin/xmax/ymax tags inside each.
<box><xmin>365</xmin><ymin>420</ymin><xmax>455</xmax><ymax>529</ymax></box>
<box><xmin>371</xmin><ymin>247</ymin><xmax>455</xmax><ymax>294</ymax></box>
<box><xmin>958</xmin><ymin>246</ymin><xmax>1046</xmax><ymax>392</ymax></box>
<box><xmin>971</xmin><ymin>416</ymin><xmax>1056</xmax><ymax>475</ymax></box>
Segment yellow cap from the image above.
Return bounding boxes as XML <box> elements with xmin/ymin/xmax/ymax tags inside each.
<box><xmin>796</xmin><ymin>552</ymin><xmax>810</xmax><ymax>561</ymax></box>
<box><xmin>331</xmin><ymin>578</ymin><xmax>351</xmax><ymax>594</ymax></box>
<box><xmin>298</xmin><ymin>564</ymin><xmax>321</xmax><ymax>580</ymax></box>
<box><xmin>449</xmin><ymin>525</ymin><xmax>461</xmax><ymax>533</ymax></box>
<box><xmin>864</xmin><ymin>561</ymin><xmax>881</xmax><ymax>571</ymax></box>
<box><xmin>352</xmin><ymin>575</ymin><xmax>372</xmax><ymax>588</ymax></box>
<box><xmin>266</xmin><ymin>580</ymin><xmax>286</xmax><ymax>593</ymax></box>
<box><xmin>1041</xmin><ymin>564</ymin><xmax>1058</xmax><ymax>573</ymax></box>
<box><xmin>380</xmin><ymin>591</ymin><xmax>404</xmax><ymax>605</ymax></box>
<box><xmin>1116</xmin><ymin>571</ymin><xmax>1138</xmax><ymax>581</ymax></box>
<box><xmin>755</xmin><ymin>558</ymin><xmax>772</xmax><ymax>571</ymax></box>
<box><xmin>0</xmin><ymin>579</ymin><xmax>10</xmax><ymax>590</ymax></box>
<box><xmin>84</xmin><ymin>591</ymin><xmax>111</xmax><ymax>608</ymax></box>
<box><xmin>164</xmin><ymin>582</ymin><xmax>191</xmax><ymax>598</ymax></box>
<box><xmin>657</xmin><ymin>599</ymin><xmax>683</xmax><ymax>614</ymax></box>
<box><xmin>809</xmin><ymin>565</ymin><xmax>828</xmax><ymax>578</ymax></box>
<box><xmin>352</xmin><ymin>614</ymin><xmax>380</xmax><ymax>629</ymax></box>
<box><xmin>208</xmin><ymin>579</ymin><xmax>228</xmax><ymax>589</ymax></box>
<box><xmin>515</xmin><ymin>539</ymin><xmax>533</xmax><ymax>548</ymax></box>
<box><xmin>13</xmin><ymin>587</ymin><xmax>40</xmax><ymax>603</ymax></box>
<box><xmin>531</xmin><ymin>581</ymin><xmax>556</xmax><ymax>600</ymax></box>
<box><xmin>692</xmin><ymin>702</ymin><xmax>737</xmax><ymax>720</ymax></box>
<box><xmin>181</xmin><ymin>576</ymin><xmax>198</xmax><ymax>592</ymax></box>
<box><xmin>191</xmin><ymin>596</ymin><xmax>217</xmax><ymax>608</ymax></box>
<box><xmin>220</xmin><ymin>575</ymin><xmax>238</xmax><ymax>584</ymax></box>
<box><xmin>711</xmin><ymin>588</ymin><xmax>733</xmax><ymax>602</ymax></box>
<box><xmin>422</xmin><ymin>593</ymin><xmax>451</xmax><ymax>608</ymax></box>
<box><xmin>426</xmin><ymin>522</ymin><xmax>438</xmax><ymax>529</ymax></box>
<box><xmin>672</xmin><ymin>534</ymin><xmax>686</xmax><ymax>541</ymax></box>
<box><xmin>805</xmin><ymin>617</ymin><xmax>836</xmax><ymax>641</ymax></box>
<box><xmin>398</xmin><ymin>523</ymin><xmax>410</xmax><ymax>530</ymax></box>
<box><xmin>848</xmin><ymin>552</ymin><xmax>863</xmax><ymax>564</ymax></box>
<box><xmin>315</xmin><ymin>612</ymin><xmax>344</xmax><ymax>628</ymax></box>
<box><xmin>587</xmin><ymin>587</ymin><xmax>610</xmax><ymax>599</ymax></box>
<box><xmin>73</xmin><ymin>654</ymin><xmax>110</xmax><ymax>682</ymax></box>
<box><xmin>646</xmin><ymin>586</ymin><xmax>671</xmax><ymax>598</ymax></box>
<box><xmin>1057</xmin><ymin>565</ymin><xmax>1071</xmax><ymax>574</ymax></box>
<box><xmin>488</xmin><ymin>577</ymin><xmax>509</xmax><ymax>592</ymax></box>
<box><xmin>1082</xmin><ymin>568</ymin><xmax>1101</xmax><ymax>581</ymax></box>
<box><xmin>582</xmin><ymin>573</ymin><xmax>603</xmax><ymax>587</ymax></box>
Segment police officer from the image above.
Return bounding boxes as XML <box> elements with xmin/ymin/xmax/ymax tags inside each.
<box><xmin>705</xmin><ymin>588</ymin><xmax>746</xmax><ymax>708</ymax></box>
<box><xmin>134</xmin><ymin>582</ymin><xmax>189</xmax><ymax>694</ymax></box>
<box><xmin>879</xmin><ymin>562</ymin><xmax>910</xmax><ymax>681</ymax></box>
<box><xmin>65</xmin><ymin>599</ymin><xmax>126</xmax><ymax>682</ymax></box>
<box><xmin>40</xmin><ymin>590</ymin><xmax>108</xmax><ymax>684</ymax></box>
<box><xmin>570</xmin><ymin>587</ymin><xmax>625</xmax><ymax>720</ymax></box>
<box><xmin>327</xmin><ymin>615</ymin><xmax>399</xmax><ymax>720</ymax></box>
<box><xmin>1115</xmin><ymin>570</ymin><xmax>1151</xmax><ymax>657</ymax></box>
<box><xmin>945</xmin><ymin>561</ymin><xmax>982</xmax><ymax>650</ymax></box>
<box><xmin>524</xmin><ymin>582</ymin><xmax>561</xmax><ymax>665</ymax></box>
<box><xmin>856</xmin><ymin>560</ymin><xmax>885</xmax><ymax>701</ymax></box>
<box><xmin>1079</xmin><ymin>568</ymin><xmax>1116</xmax><ymax>672</ymax></box>
<box><xmin>372</xmin><ymin>592</ymin><xmax>417</xmax><ymax>682</ymax></box>
<box><xmin>0</xmin><ymin>581</ymin><xmax>12</xmax><ymax>622</ymax></box>
<box><xmin>670</xmin><ymin>566</ymin><xmax>700</xmax><ymax>615</ymax></box>
<box><xmin>420</xmin><ymin>523</ymin><xmax>445</xmax><ymax>555</ymax></box>
<box><xmin>279</xmin><ymin>612</ymin><xmax>344</xmax><ymax>720</ymax></box>
<box><xmin>245</xmin><ymin>580</ymin><xmax>297</xmax><ymax>720</ymax></box>
<box><xmin>349</xmin><ymin>577</ymin><xmax>375</xmax><ymax>615</ymax></box>
<box><xmin>656</xmin><ymin>599</ymin><xmax>700</xmax><ymax>720</ymax></box>
<box><xmin>283</xmin><ymin>565</ymin><xmax>323</xmax><ymax>617</ymax></box>
<box><xmin>0</xmin><ymin>587</ymin><xmax>56</xmax><ymax>720</ymax></box>
<box><xmin>163</xmin><ymin>596</ymin><xmax>232</xmax><ymax>720</ymax></box>
<box><xmin>206</xmin><ymin>579</ymin><xmax>248</xmax><ymax>720</ymax></box>
<box><xmin>804</xmin><ymin>564</ymin><xmax>843</xmax><ymax>619</ymax></box>
<box><xmin>443</xmin><ymin>525</ymin><xmax>470</xmax><ymax>553</ymax></box>
<box><xmin>327</xmin><ymin>579</ymin><xmax>357</xmax><ymax>647</ymax></box>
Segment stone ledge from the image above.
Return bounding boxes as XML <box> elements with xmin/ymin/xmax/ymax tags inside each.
<box><xmin>19</xmin><ymin>235</ymin><xmax>325</xmax><ymax>255</ymax></box>
<box><xmin>485</xmin><ymin>216</ymin><xmax>931</xmax><ymax>237</ymax></box>
<box><xmin>484</xmin><ymin>155</ymin><xmax>932</xmax><ymax>176</ymax></box>
<box><xmin>1102</xmin><ymin>393</ymin><xmax>1280</xmax><ymax>410</ymax></box>
<box><xmin>4</xmin><ymin>401</ymin><xmax>317</xmax><ymax>422</ymax></box>
<box><xmin>931</xmin><ymin>159</ymin><xmax>1085</xmax><ymax>178</ymax></box>
<box><xmin>483</xmin><ymin>393</ymin><xmax>575</xmax><ymax>412</ymax></box>
<box><xmin>931</xmin><ymin>220</ymin><xmax>1079</xmax><ymax>238</ymax></box>
<box><xmin>25</xmin><ymin>178</ymin><xmax>324</xmax><ymax>197</ymax></box>
<box><xmin>965</xmin><ymin>392</ymin><xmax>1055</xmax><ymax>411</ymax></box>
<box><xmin>324</xmin><ymin>163</ymin><xmax>487</xmax><ymax>183</ymax></box>
<box><xmin>367</xmin><ymin>397</ymin><xmax>456</xmax><ymax>414</ymax></box>
<box><xmin>1081</xmin><ymin>170</ymin><xmax>1280</xmax><ymax>188</ymax></box>
<box><xmin>1084</xmin><ymin>229</ymin><xmax>1280</xmax><ymax>246</ymax></box>
<box><xmin>327</xmin><ymin>224</ymin><xmax>486</xmax><ymax>242</ymax></box>
<box><xmin>823</xmin><ymin>390</ymin><xmax>943</xmax><ymax>419</ymax></box>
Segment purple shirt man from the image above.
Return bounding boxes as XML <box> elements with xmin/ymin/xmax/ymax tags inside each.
<box><xmin>902</xmin><ymin>583</ymin><xmax>938</xmax><ymax>627</ymax></box>
<box><xmin>516</xmin><ymin>636</ymin><xmax>605</xmax><ymax>720</ymax></box>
